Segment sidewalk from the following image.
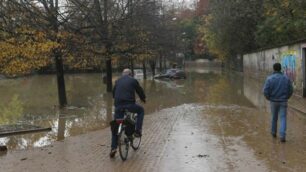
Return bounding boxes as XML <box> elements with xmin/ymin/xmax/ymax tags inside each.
<box><xmin>0</xmin><ymin>104</ymin><xmax>267</xmax><ymax>172</ymax></box>
<box><xmin>289</xmin><ymin>95</ymin><xmax>306</xmax><ymax>115</ymax></box>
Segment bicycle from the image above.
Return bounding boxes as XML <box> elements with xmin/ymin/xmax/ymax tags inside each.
<box><xmin>116</xmin><ymin>110</ymin><xmax>142</xmax><ymax>161</ymax></box>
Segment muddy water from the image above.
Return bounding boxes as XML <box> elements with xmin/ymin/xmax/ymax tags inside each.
<box><xmin>0</xmin><ymin>69</ymin><xmax>248</xmax><ymax>150</ymax></box>
<box><xmin>0</xmin><ymin>68</ymin><xmax>306</xmax><ymax>171</ymax></box>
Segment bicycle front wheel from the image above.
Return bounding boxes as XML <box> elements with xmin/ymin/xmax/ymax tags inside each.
<box><xmin>131</xmin><ymin>114</ymin><xmax>141</xmax><ymax>150</ymax></box>
<box><xmin>118</xmin><ymin>129</ymin><xmax>129</xmax><ymax>161</ymax></box>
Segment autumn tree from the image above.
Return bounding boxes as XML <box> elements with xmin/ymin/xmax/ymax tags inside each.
<box><xmin>196</xmin><ymin>0</ymin><xmax>306</xmax><ymax>67</ymax></box>
<box><xmin>125</xmin><ymin>0</ymin><xmax>163</xmax><ymax>77</ymax></box>
<box><xmin>0</xmin><ymin>0</ymin><xmax>83</xmax><ymax>107</ymax></box>
<box><xmin>67</xmin><ymin>0</ymin><xmax>136</xmax><ymax>91</ymax></box>
<box><xmin>0</xmin><ymin>28</ymin><xmax>56</xmax><ymax>76</ymax></box>
<box><xmin>255</xmin><ymin>0</ymin><xmax>306</xmax><ymax>47</ymax></box>
<box><xmin>201</xmin><ymin>0</ymin><xmax>263</xmax><ymax>63</ymax></box>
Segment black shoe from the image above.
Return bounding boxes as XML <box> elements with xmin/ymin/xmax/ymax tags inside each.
<box><xmin>109</xmin><ymin>149</ymin><xmax>117</xmax><ymax>158</ymax></box>
<box><xmin>134</xmin><ymin>130</ymin><xmax>142</xmax><ymax>138</ymax></box>
<box><xmin>280</xmin><ymin>138</ymin><xmax>286</xmax><ymax>143</ymax></box>
<box><xmin>272</xmin><ymin>133</ymin><xmax>276</xmax><ymax>138</ymax></box>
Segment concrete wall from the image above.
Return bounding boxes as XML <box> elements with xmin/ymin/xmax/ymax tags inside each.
<box><xmin>243</xmin><ymin>42</ymin><xmax>306</xmax><ymax>94</ymax></box>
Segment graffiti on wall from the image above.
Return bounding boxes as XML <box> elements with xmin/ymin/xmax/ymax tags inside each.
<box><xmin>281</xmin><ymin>50</ymin><xmax>297</xmax><ymax>83</ymax></box>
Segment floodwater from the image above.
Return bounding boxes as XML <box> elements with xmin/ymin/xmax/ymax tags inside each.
<box><xmin>0</xmin><ymin>67</ymin><xmax>306</xmax><ymax>171</ymax></box>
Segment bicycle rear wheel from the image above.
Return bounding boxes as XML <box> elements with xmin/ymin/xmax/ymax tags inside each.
<box><xmin>118</xmin><ymin>129</ymin><xmax>129</xmax><ymax>161</ymax></box>
<box><xmin>131</xmin><ymin>136</ymin><xmax>141</xmax><ymax>150</ymax></box>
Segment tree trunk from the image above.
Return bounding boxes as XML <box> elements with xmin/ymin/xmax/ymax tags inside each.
<box><xmin>105</xmin><ymin>93</ymin><xmax>113</xmax><ymax>122</ymax></box>
<box><xmin>51</xmin><ymin>0</ymin><xmax>67</xmax><ymax>108</ymax></box>
<box><xmin>103</xmin><ymin>0</ymin><xmax>113</xmax><ymax>93</ymax></box>
<box><xmin>143</xmin><ymin>60</ymin><xmax>147</xmax><ymax>80</ymax></box>
<box><xmin>106</xmin><ymin>57</ymin><xmax>112</xmax><ymax>92</ymax></box>
<box><xmin>159</xmin><ymin>52</ymin><xmax>163</xmax><ymax>72</ymax></box>
<box><xmin>55</xmin><ymin>54</ymin><xmax>67</xmax><ymax>107</ymax></box>
<box><xmin>150</xmin><ymin>60</ymin><xmax>156</xmax><ymax>79</ymax></box>
<box><xmin>130</xmin><ymin>58</ymin><xmax>134</xmax><ymax>76</ymax></box>
<box><xmin>163</xmin><ymin>55</ymin><xmax>167</xmax><ymax>69</ymax></box>
<box><xmin>57</xmin><ymin>113</ymin><xmax>66</xmax><ymax>141</ymax></box>
<box><xmin>303</xmin><ymin>48</ymin><xmax>306</xmax><ymax>97</ymax></box>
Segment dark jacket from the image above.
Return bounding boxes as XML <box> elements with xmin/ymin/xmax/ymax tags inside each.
<box><xmin>263</xmin><ymin>72</ymin><xmax>293</xmax><ymax>102</ymax></box>
<box><xmin>113</xmin><ymin>75</ymin><xmax>146</xmax><ymax>106</ymax></box>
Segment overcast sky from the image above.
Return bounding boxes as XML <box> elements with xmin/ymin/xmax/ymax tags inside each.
<box><xmin>164</xmin><ymin>0</ymin><xmax>196</xmax><ymax>8</ymax></box>
<box><xmin>167</xmin><ymin>0</ymin><xmax>195</xmax><ymax>4</ymax></box>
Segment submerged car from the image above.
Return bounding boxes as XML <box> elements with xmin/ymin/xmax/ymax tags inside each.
<box><xmin>154</xmin><ymin>69</ymin><xmax>186</xmax><ymax>79</ymax></box>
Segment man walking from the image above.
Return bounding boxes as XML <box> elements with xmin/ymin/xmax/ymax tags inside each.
<box><xmin>263</xmin><ymin>63</ymin><xmax>293</xmax><ymax>142</ymax></box>
<box><xmin>110</xmin><ymin>68</ymin><xmax>146</xmax><ymax>158</ymax></box>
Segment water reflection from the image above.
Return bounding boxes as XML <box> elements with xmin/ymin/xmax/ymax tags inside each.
<box><xmin>0</xmin><ymin>95</ymin><xmax>23</xmax><ymax>125</ymax></box>
<box><xmin>0</xmin><ymin>69</ymin><xmax>257</xmax><ymax>150</ymax></box>
<box><xmin>215</xmin><ymin>75</ymin><xmax>306</xmax><ymax>172</ymax></box>
<box><xmin>57</xmin><ymin>114</ymin><xmax>66</xmax><ymax>141</ymax></box>
<box><xmin>243</xmin><ymin>76</ymin><xmax>269</xmax><ymax>111</ymax></box>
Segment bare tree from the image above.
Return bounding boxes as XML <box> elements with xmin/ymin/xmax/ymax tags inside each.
<box><xmin>67</xmin><ymin>0</ymin><xmax>136</xmax><ymax>92</ymax></box>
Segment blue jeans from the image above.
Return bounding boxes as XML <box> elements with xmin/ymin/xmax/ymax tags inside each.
<box><xmin>111</xmin><ymin>104</ymin><xmax>144</xmax><ymax>149</ymax></box>
<box><xmin>270</xmin><ymin>101</ymin><xmax>287</xmax><ymax>139</ymax></box>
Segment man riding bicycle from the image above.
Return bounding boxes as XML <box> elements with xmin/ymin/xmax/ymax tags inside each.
<box><xmin>110</xmin><ymin>68</ymin><xmax>146</xmax><ymax>158</ymax></box>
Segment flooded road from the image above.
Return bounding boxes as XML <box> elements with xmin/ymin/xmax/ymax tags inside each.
<box><xmin>0</xmin><ymin>68</ymin><xmax>246</xmax><ymax>150</ymax></box>
<box><xmin>0</xmin><ymin>68</ymin><xmax>306</xmax><ymax>171</ymax></box>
